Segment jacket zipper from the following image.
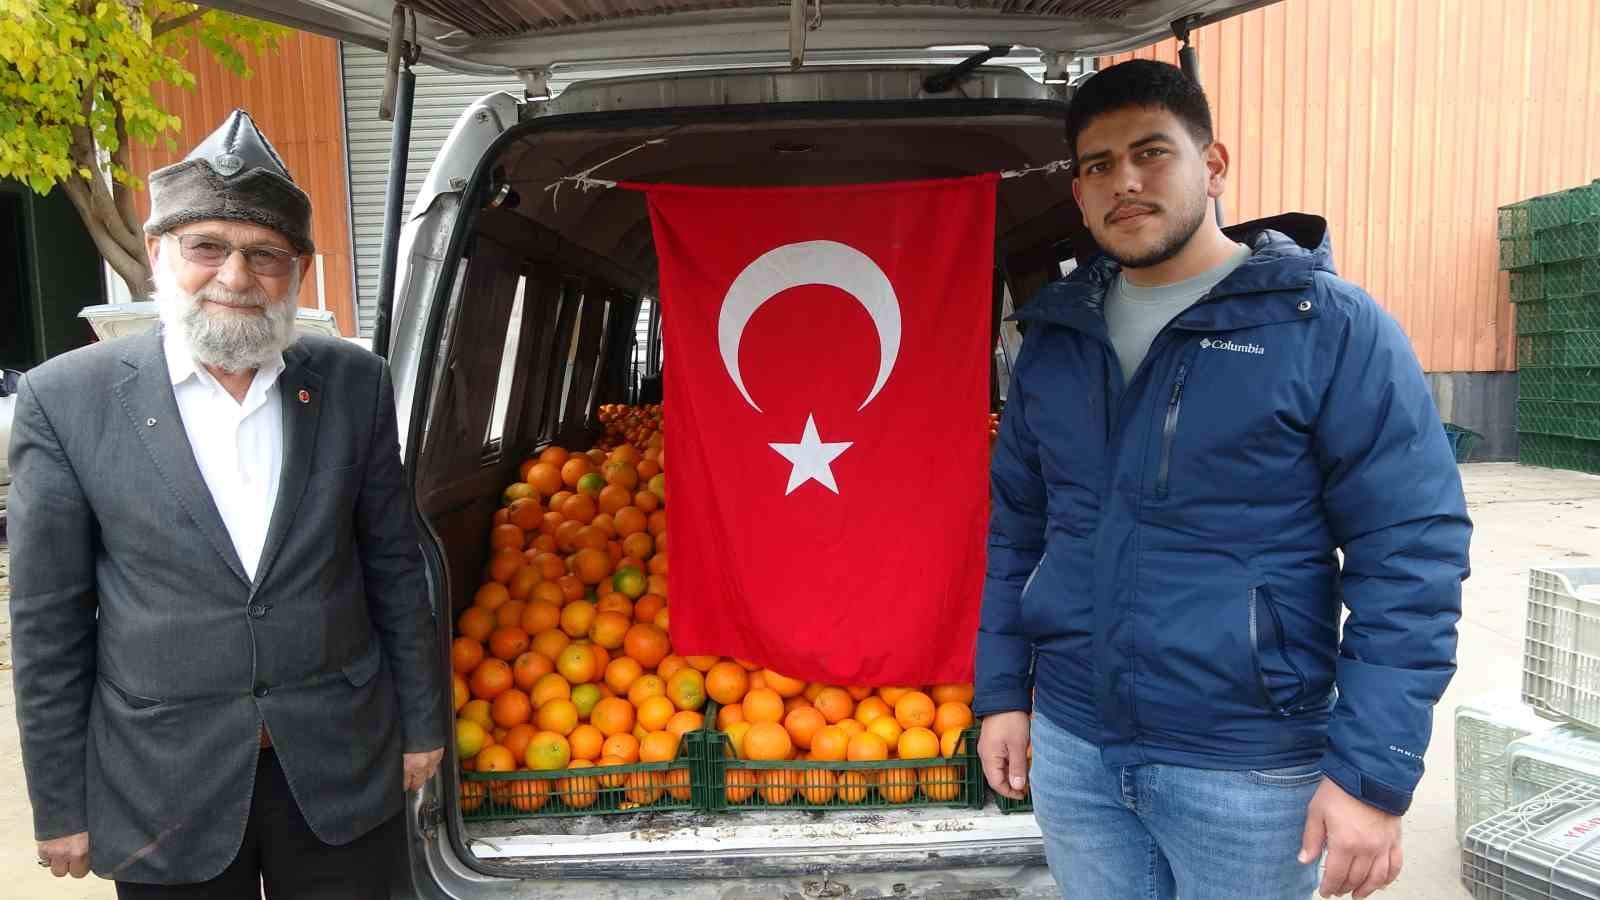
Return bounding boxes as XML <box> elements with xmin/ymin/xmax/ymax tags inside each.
<box><xmin>1155</xmin><ymin>362</ymin><xmax>1189</xmax><ymax>497</ymax></box>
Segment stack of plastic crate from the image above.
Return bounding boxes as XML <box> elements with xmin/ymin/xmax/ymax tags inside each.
<box><xmin>1507</xmin><ymin>181</ymin><xmax>1600</xmax><ymax>475</ymax></box>
<box><xmin>1462</xmin><ymin>780</ymin><xmax>1600</xmax><ymax>899</ymax></box>
<box><xmin>1456</xmin><ymin>702</ymin><xmax>1558</xmax><ymax>841</ymax></box>
<box><xmin>1508</xmin><ymin>725</ymin><xmax>1600</xmax><ymax>807</ymax></box>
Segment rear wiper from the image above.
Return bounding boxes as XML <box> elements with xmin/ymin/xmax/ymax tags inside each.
<box><xmin>923</xmin><ymin>44</ymin><xmax>1014</xmax><ymax>94</ymax></box>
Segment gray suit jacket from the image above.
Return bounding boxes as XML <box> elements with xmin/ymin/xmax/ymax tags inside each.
<box><xmin>7</xmin><ymin>332</ymin><xmax>447</xmax><ymax>884</ymax></box>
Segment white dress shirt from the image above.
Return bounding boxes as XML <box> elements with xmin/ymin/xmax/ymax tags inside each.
<box><xmin>164</xmin><ymin>331</ymin><xmax>286</xmax><ymax>581</ymax></box>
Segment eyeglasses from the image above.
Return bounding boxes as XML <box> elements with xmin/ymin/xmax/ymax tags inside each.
<box><xmin>169</xmin><ymin>233</ymin><xmax>299</xmax><ymax>277</ymax></box>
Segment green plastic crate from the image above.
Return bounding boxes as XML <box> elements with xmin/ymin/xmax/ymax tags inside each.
<box><xmin>1545</xmin><ymin>259</ymin><xmax>1600</xmax><ymax>299</ymax></box>
<box><xmin>1532</xmin><ymin>192</ymin><xmax>1570</xmax><ymax>232</ymax></box>
<box><xmin>1501</xmin><ymin>237</ymin><xmax>1538</xmax><ymax>271</ymax></box>
<box><xmin>1518</xmin><ymin>331</ymin><xmax>1600</xmax><ymax>368</ymax></box>
<box><xmin>1509</xmin><ymin>268</ymin><xmax>1545</xmax><ymax>303</ymax></box>
<box><xmin>1516</xmin><ymin>400</ymin><xmax>1600</xmax><ymax>441</ymax></box>
<box><xmin>1535</xmin><ymin>223</ymin><xmax>1600</xmax><ymax>264</ymax></box>
<box><xmin>1499</xmin><ymin>201</ymin><xmax>1533</xmax><ymax>239</ymax></box>
<box><xmin>461</xmin><ymin>733</ymin><xmax>700</xmax><ymax>820</ymax></box>
<box><xmin>696</xmin><ymin>705</ymin><xmax>983</xmax><ymax>812</ymax></box>
<box><xmin>995</xmin><ymin>790</ymin><xmax>1034</xmax><ymax>814</ymax></box>
<box><xmin>1516</xmin><ymin>300</ymin><xmax>1555</xmax><ymax>334</ymax></box>
<box><xmin>1565</xmin><ymin>181</ymin><xmax>1600</xmax><ymax>225</ymax></box>
<box><xmin>1518</xmin><ymin>296</ymin><xmax>1600</xmax><ymax>334</ymax></box>
<box><xmin>1519</xmin><ymin>432</ymin><xmax>1600</xmax><ymax>475</ymax></box>
<box><xmin>1518</xmin><ymin>367</ymin><xmax>1600</xmax><ymax>403</ymax></box>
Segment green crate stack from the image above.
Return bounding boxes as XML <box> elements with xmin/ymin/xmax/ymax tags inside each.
<box><xmin>461</xmin><ymin>733</ymin><xmax>701</xmax><ymax>820</ymax></box>
<box><xmin>695</xmin><ymin>703</ymin><xmax>984</xmax><ymax>812</ymax></box>
<box><xmin>1513</xmin><ymin>182</ymin><xmax>1600</xmax><ymax>473</ymax></box>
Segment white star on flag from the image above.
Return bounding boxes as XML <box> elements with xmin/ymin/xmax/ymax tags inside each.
<box><xmin>769</xmin><ymin>414</ymin><xmax>853</xmax><ymax>495</ymax></box>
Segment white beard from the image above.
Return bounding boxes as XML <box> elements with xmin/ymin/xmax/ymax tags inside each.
<box><xmin>154</xmin><ymin>253</ymin><xmax>299</xmax><ymax>374</ymax></box>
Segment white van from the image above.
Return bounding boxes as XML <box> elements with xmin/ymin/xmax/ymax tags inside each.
<box><xmin>195</xmin><ymin>2</ymin><xmax>1270</xmax><ymax>896</ymax></box>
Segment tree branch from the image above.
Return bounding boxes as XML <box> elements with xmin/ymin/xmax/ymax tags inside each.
<box><xmin>109</xmin><ymin>93</ymin><xmax>141</xmax><ymax>237</ymax></box>
<box><xmin>151</xmin><ymin>9</ymin><xmax>206</xmax><ymax>37</ymax></box>
<box><xmin>69</xmin><ymin>121</ymin><xmax>147</xmax><ymax>264</ymax></box>
<box><xmin>61</xmin><ymin>176</ymin><xmax>152</xmax><ymax>297</ymax></box>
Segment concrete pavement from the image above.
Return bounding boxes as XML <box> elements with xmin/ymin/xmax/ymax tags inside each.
<box><xmin>0</xmin><ymin>462</ymin><xmax>1596</xmax><ymax>899</ymax></box>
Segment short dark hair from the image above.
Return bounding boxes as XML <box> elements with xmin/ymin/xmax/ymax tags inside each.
<box><xmin>1065</xmin><ymin>59</ymin><xmax>1214</xmax><ymax>162</ymax></box>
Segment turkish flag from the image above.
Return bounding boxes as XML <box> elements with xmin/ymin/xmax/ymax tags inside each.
<box><xmin>631</xmin><ymin>174</ymin><xmax>997</xmax><ymax>686</ymax></box>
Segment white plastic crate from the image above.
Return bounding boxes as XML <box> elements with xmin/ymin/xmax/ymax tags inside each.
<box><xmin>1511</xmin><ymin>725</ymin><xmax>1600</xmax><ymax>806</ymax></box>
<box><xmin>1459</xmin><ymin>702</ymin><xmax>1559</xmax><ymax>840</ymax></box>
<box><xmin>1463</xmin><ymin>780</ymin><xmax>1600</xmax><ymax>899</ymax></box>
<box><xmin>1522</xmin><ymin>567</ymin><xmax>1600</xmax><ymax>729</ymax></box>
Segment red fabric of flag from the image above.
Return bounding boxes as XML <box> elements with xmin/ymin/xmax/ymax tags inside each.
<box><xmin>632</xmin><ymin>174</ymin><xmax>997</xmax><ymax>686</ymax></box>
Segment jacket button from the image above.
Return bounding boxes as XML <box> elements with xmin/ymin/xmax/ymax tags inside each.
<box><xmin>1298</xmin><ymin>300</ymin><xmax>1312</xmax><ymax>312</ymax></box>
<box><xmin>248</xmin><ymin>604</ymin><xmax>267</xmax><ymax>618</ymax></box>
<box><xmin>253</xmin><ymin>684</ymin><xmax>269</xmax><ymax>698</ymax></box>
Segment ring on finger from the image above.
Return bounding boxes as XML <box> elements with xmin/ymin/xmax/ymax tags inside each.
<box><xmin>37</xmin><ymin>858</ymin><xmax>51</xmax><ymax>867</ymax></box>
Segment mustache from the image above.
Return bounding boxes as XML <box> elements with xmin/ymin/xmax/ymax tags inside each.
<box><xmin>195</xmin><ymin>284</ymin><xmax>270</xmax><ymax>310</ymax></box>
<box><xmin>1106</xmin><ymin>201</ymin><xmax>1161</xmax><ymax>225</ymax></box>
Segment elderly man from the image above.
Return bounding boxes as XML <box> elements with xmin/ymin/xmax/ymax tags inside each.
<box><xmin>8</xmin><ymin>109</ymin><xmax>447</xmax><ymax>898</ymax></box>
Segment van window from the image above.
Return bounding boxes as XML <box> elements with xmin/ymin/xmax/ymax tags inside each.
<box><xmin>484</xmin><ymin>275</ymin><xmax>528</xmax><ymax>452</ymax></box>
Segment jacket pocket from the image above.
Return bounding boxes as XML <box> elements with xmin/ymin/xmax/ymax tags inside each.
<box><xmin>341</xmin><ymin>643</ymin><xmax>382</xmax><ymax>687</ymax></box>
<box><xmin>1155</xmin><ymin>362</ymin><xmax>1190</xmax><ymax>498</ymax></box>
<box><xmin>100</xmin><ymin>676</ymin><xmax>164</xmax><ymax>710</ymax></box>
<box><xmin>1249</xmin><ymin>585</ymin><xmax>1309</xmax><ymax>716</ymax></box>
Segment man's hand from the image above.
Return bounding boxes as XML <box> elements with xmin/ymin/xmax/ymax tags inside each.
<box><xmin>978</xmin><ymin>711</ymin><xmax>1031</xmax><ymax>800</ymax></box>
<box><xmin>403</xmin><ymin>748</ymin><xmax>445</xmax><ymax>792</ymax></box>
<box><xmin>1300</xmin><ymin>777</ymin><xmax>1403</xmax><ymax>898</ymax></box>
<box><xmin>37</xmin><ymin>832</ymin><xmax>90</xmax><ymax>879</ymax></box>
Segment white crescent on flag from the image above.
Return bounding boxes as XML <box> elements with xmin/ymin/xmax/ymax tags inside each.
<box><xmin>716</xmin><ymin>240</ymin><xmax>902</xmax><ymax>413</ymax></box>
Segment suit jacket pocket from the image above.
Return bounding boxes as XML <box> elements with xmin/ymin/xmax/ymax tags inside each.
<box><xmin>101</xmin><ymin>676</ymin><xmax>164</xmax><ymax>710</ymax></box>
<box><xmin>341</xmin><ymin>643</ymin><xmax>382</xmax><ymax>687</ymax></box>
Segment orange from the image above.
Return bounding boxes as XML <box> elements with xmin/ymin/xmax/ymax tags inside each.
<box><xmin>556</xmin><ymin>574</ymin><xmax>585</xmax><ymax>603</ymax></box>
<box><xmin>894</xmin><ymin>692</ymin><xmax>936</xmax><ymax>730</ymax></box>
<box><xmin>784</xmin><ymin>696</ymin><xmax>813</xmax><ymax>715</ymax></box>
<box><xmin>836</xmin><ymin>719</ymin><xmax>866</xmax><ymax>740</ymax></box>
<box><xmin>666</xmin><ymin>710</ymin><xmax>704</xmax><ymax>738</ymax></box>
<box><xmin>491</xmin><ymin>689</ymin><xmax>534</xmax><ymax>728</ymax></box>
<box><xmin>571</xmin><ymin>682</ymin><xmax>602</xmax><ymax>719</ymax></box>
<box><xmin>813</xmin><ymin>688</ymin><xmax>855</xmax><ymax>724</ymax></box>
<box><xmin>837</xmin><ymin>771</ymin><xmax>873</xmax><ymax>804</ymax></box>
<box><xmin>725</xmin><ymin>722</ymin><xmax>753</xmax><ymax>759</ymax></box>
<box><xmin>639</xmin><ymin>730</ymin><xmax>680</xmax><ymax>763</ymax></box>
<box><xmin>602</xmin><ymin>733</ymin><xmax>640</xmax><ymax>765</ymax></box>
<box><xmin>493</xmin><ymin>507</ymin><xmax>512</xmax><ymax>527</ymax></box>
<box><xmin>494</xmin><ymin>600</ymin><xmax>529</xmax><ymax>630</ymax></box>
<box><xmin>664</xmin><ymin>768</ymin><xmax>693</xmax><ymax>802</ymax></box>
<box><xmin>591</xmin><ymin>514</ymin><xmax>618</xmax><ymax>539</ymax></box>
<box><xmin>627</xmin><ymin>674</ymin><xmax>667</xmax><ymax>707</ymax></box>
<box><xmin>921</xmin><ymin>765</ymin><xmax>963</xmax><ymax>802</ymax></box>
<box><xmin>475</xmin><ymin>582</ymin><xmax>511</xmax><ymax>611</ymax></box>
<box><xmin>490</xmin><ymin>523</ymin><xmax>526</xmax><ymax>553</ymax></box>
<box><xmin>706</xmin><ymin>662</ymin><xmax>750</xmax><ymax>706</ymax></box>
<box><xmin>931</xmin><ymin>683</ymin><xmax>975</xmax><ymax>706</ymax></box>
<box><xmin>635</xmin><ymin>458</ymin><xmax>660</xmax><ymax>480</ymax></box>
<box><xmin>506</xmin><ymin>567</ymin><xmax>539</xmax><ymax>604</ymax></box>
<box><xmin>530</xmin><ymin>581</ymin><xmax>566</xmax><ymax>608</ymax></box>
<box><xmin>589</xmin><ymin>644</ymin><xmax>611</xmax><ymax>676</ymax></box>
<box><xmin>520</xmin><ymin>600</ymin><xmax>562</xmax><ymax>636</ymax></box>
<box><xmin>656</xmin><ymin>654</ymin><xmax>688</xmax><ymax>682</ymax></box>
<box><xmin>603</xmin><ymin>460</ymin><xmax>639</xmax><ymax>490</ymax></box>
<box><xmin>506</xmin><ymin>778</ymin><xmax>550</xmax><ymax>812</ymax></box>
<box><xmin>932</xmin><ymin>702</ymin><xmax>974</xmax><ymax>736</ymax></box>
<box><xmin>569</xmin><ymin>724</ymin><xmax>605</xmax><ymax>761</ymax></box>
<box><xmin>455</xmin><ymin>719</ymin><xmax>489</xmax><ymax>759</ymax></box>
<box><xmin>563</xmin><ymin>493</ymin><xmax>598</xmax><ymax>525</ymax></box>
<box><xmin>451</xmin><ymin>637</ymin><xmax>485</xmax><ymax>674</ymax></box>
<box><xmin>598</xmin><ymin>484</ymin><xmax>633</xmax><ymax>515</ymax></box>
<box><xmin>554</xmin><ymin>520</ymin><xmax>584</xmax><ymax>553</ymax></box>
<box><xmin>647</xmin><ymin>507</ymin><xmax>667</xmax><ymax>536</ymax></box>
<box><xmin>803</xmin><ymin>683</ymin><xmax>826</xmax><ymax>702</ymax></box>
<box><xmin>572</xmin><ymin>526</ymin><xmax>608</xmax><ymax>552</ymax></box>
<box><xmin>716</xmin><ymin>703</ymin><xmax>746</xmax><ymax>731</ymax></box>
<box><xmin>854</xmin><ymin>696</ymin><xmax>891</xmax><ymax>727</ymax></box>
<box><xmin>589</xmin><ymin>611</ymin><xmax>631</xmax><ymax>650</ymax></box>
<box><xmin>596</xmin><ymin>593</ymin><xmax>633</xmax><ymax>617</ymax></box>
<box><xmin>633</xmin><ymin>490</ymin><xmax>660</xmax><ymax>513</ymax></box>
<box><xmin>487</xmin><ymin>548</ymin><xmax>525</xmax><ymax>584</ymax></box>
<box><xmin>525</xmin><ymin>731</ymin><xmax>572</xmax><ymax>771</ymax></box>
<box><xmin>877</xmin><ymin>686</ymin><xmax>916</xmax><ymax>707</ymax></box>
<box><xmin>595</xmin><ymin>756</ymin><xmax>629</xmax><ymax>788</ymax></box>
<box><xmin>457</xmin><ymin>607</ymin><xmax>495</xmax><ymax>643</ymax></box>
<box><xmin>759</xmin><ymin>769</ymin><xmax>801</xmax><ymax>805</ymax></box>
<box><xmin>540</xmin><ymin>511</ymin><xmax>566</xmax><ymax>538</ymax></box>
<box><xmin>637</xmin><ymin>695</ymin><xmax>677</xmax><ymax>732</ymax></box>
<box><xmin>560</xmin><ymin>457</ymin><xmax>593</xmax><ymax>488</ymax></box>
<box><xmin>940</xmin><ymin>728</ymin><xmax>967</xmax><ymax>759</ymax></box>
<box><xmin>459</xmin><ymin>780</ymin><xmax>487</xmax><ymax>813</ymax></box>
<box><xmin>783</xmin><ymin>706</ymin><xmax>826</xmax><ymax>750</ymax></box>
<box><xmin>476</xmin><ymin>744</ymin><xmax>517</xmax><ymax>775</ymax></box>
<box><xmin>622</xmin><ymin>532</ymin><xmax>654</xmax><ymax>561</ymax></box>
<box><xmin>623</xmin><ymin>771</ymin><xmax>663</xmax><ymax>805</ymax></box>
<box><xmin>612</xmin><ymin>567</ymin><xmax>647</xmax><ymax>600</ymax></box>
<box><xmin>526</xmin><ymin>462</ymin><xmax>563</xmax><ymax>496</ymax></box>
<box><xmin>530</xmin><ymin>672</ymin><xmax>571</xmax><ymax>707</ymax></box>
<box><xmin>667</xmin><ymin>668</ymin><xmax>707</xmax><ymax>711</ymax></box>
<box><xmin>613</xmin><ymin>506</ymin><xmax>648</xmax><ymax>538</ymax></box>
<box><xmin>532</xmin><ymin>552</ymin><xmax>567</xmax><ymax>581</ymax></box>
<box><xmin>847</xmin><ymin>732</ymin><xmax>889</xmax><ymax>762</ymax></box>
<box><xmin>555</xmin><ymin>642</ymin><xmax>600</xmax><ymax>685</ymax></box>
<box><xmin>500</xmin><ymin>724</ymin><xmax>536</xmax><ymax>762</ymax></box>
<box><xmin>743</xmin><ymin>722</ymin><xmax>794</xmax><ymax>761</ymax></box>
<box><xmin>469</xmin><ymin>659</ymin><xmax>513</xmax><ymax>700</ymax></box>
<box><xmin>513</xmin><ymin>652</ymin><xmax>555</xmax><ymax>696</ymax></box>
<box><xmin>585</xmin><ymin>697</ymin><xmax>633</xmax><ymax>739</ymax></box>
<box><xmin>537</xmin><ymin>699</ymin><xmax>579</xmax><ymax>736</ymax></box>
<box><xmin>603</xmin><ymin>657</ymin><xmax>644</xmax><ymax>695</ymax></box>
<box><xmin>647</xmin><ymin>574</ymin><xmax>669</xmax><ymax>599</ymax></box>
<box><xmin>460</xmin><ymin>699</ymin><xmax>494</xmax><ymax>732</ymax></box>
<box><xmin>623</xmin><ymin>623</ymin><xmax>671</xmax><ymax>669</ymax></box>
<box><xmin>488</xmin><ymin>626</ymin><xmax>531</xmax><ymax>662</ymax></box>
<box><xmin>560</xmin><ymin>602</ymin><xmax>597</xmax><ymax>642</ymax></box>
<box><xmin>648</xmin><ymin>554</ymin><xmax>669</xmax><ymax>576</ymax></box>
<box><xmin>568</xmin><ymin>548</ymin><xmax>608</xmax><ymax>586</ymax></box>
<box><xmin>810</xmin><ymin>725</ymin><xmax>850</xmax><ymax>761</ymax></box>
<box><xmin>556</xmin><ymin>762</ymin><xmax>601</xmax><ymax>809</ymax></box>
<box><xmin>897</xmin><ymin>727</ymin><xmax>940</xmax><ymax>760</ymax></box>
<box><xmin>867</xmin><ymin>716</ymin><xmax>904</xmax><ymax>748</ymax></box>
<box><xmin>762</xmin><ymin>671</ymin><xmax>807</xmax><ymax>699</ymax></box>
<box><xmin>725</xmin><ymin>769</ymin><xmax>757</xmax><ymax>804</ymax></box>
<box><xmin>528</xmin><ymin>534</ymin><xmax>557</xmax><ymax>554</ymax></box>
<box><xmin>633</xmin><ymin>595</ymin><xmax>666</xmax><ymax>624</ymax></box>
<box><xmin>537</xmin><ymin>446</ymin><xmax>570</xmax><ymax>468</ymax></box>
<box><xmin>879</xmin><ymin>768</ymin><xmax>918</xmax><ymax>803</ymax></box>
<box><xmin>846</xmin><ymin>685</ymin><xmax>874</xmax><ymax>702</ymax></box>
<box><xmin>549</xmin><ymin>492</ymin><xmax>575</xmax><ymax>516</ymax></box>
<box><xmin>452</xmin><ymin>674</ymin><xmax>470</xmax><ymax>712</ymax></box>
<box><xmin>742</xmin><ymin>688</ymin><xmax>785</xmax><ymax>725</ymax></box>
<box><xmin>734</xmin><ymin>658</ymin><xmax>762</xmax><ymax>672</ymax></box>
<box><xmin>800</xmin><ymin>769</ymin><xmax>837</xmax><ymax>805</ymax></box>
<box><xmin>508</xmin><ymin>497</ymin><xmax>542</xmax><ymax>530</ymax></box>
<box><xmin>532</xmin><ymin>628</ymin><xmax>571</xmax><ymax>661</ymax></box>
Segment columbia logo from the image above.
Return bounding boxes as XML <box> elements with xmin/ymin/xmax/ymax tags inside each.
<box><xmin>1200</xmin><ymin>337</ymin><xmax>1265</xmax><ymax>355</ymax></box>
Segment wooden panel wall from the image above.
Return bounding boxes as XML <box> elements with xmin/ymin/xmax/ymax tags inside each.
<box><xmin>1102</xmin><ymin>0</ymin><xmax>1600</xmax><ymax>373</ymax></box>
<box><xmin>125</xmin><ymin>30</ymin><xmax>356</xmax><ymax>335</ymax></box>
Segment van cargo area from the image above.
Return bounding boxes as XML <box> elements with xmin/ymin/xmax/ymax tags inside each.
<box><xmin>401</xmin><ymin>75</ymin><xmax>1083</xmax><ymax>893</ymax></box>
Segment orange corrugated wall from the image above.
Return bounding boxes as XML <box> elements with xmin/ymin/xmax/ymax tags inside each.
<box><xmin>1102</xmin><ymin>0</ymin><xmax>1600</xmax><ymax>373</ymax></box>
<box><xmin>125</xmin><ymin>31</ymin><xmax>356</xmax><ymax>336</ymax></box>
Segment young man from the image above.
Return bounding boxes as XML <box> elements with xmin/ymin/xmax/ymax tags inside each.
<box><xmin>975</xmin><ymin>60</ymin><xmax>1471</xmax><ymax>900</ymax></box>
<box><xmin>10</xmin><ymin>110</ymin><xmax>447</xmax><ymax>897</ymax></box>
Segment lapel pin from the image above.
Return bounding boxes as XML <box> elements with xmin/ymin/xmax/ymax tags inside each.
<box><xmin>297</xmin><ymin>389</ymin><xmax>311</xmax><ymax>404</ymax></box>
<box><xmin>146</xmin><ymin>417</ymin><xmax>157</xmax><ymax>427</ymax></box>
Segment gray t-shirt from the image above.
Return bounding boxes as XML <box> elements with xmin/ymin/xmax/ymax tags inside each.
<box><xmin>1104</xmin><ymin>243</ymin><xmax>1252</xmax><ymax>383</ymax></box>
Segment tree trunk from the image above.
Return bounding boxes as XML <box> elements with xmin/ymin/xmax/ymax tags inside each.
<box><xmin>61</xmin><ymin>176</ymin><xmax>153</xmax><ymax>298</ymax></box>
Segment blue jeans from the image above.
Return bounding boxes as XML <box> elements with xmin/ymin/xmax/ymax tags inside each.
<box><xmin>1029</xmin><ymin>712</ymin><xmax>1322</xmax><ymax>900</ymax></box>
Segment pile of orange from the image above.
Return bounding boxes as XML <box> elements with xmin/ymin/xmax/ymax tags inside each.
<box><xmin>452</xmin><ymin>404</ymin><xmax>979</xmax><ymax>815</ymax></box>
